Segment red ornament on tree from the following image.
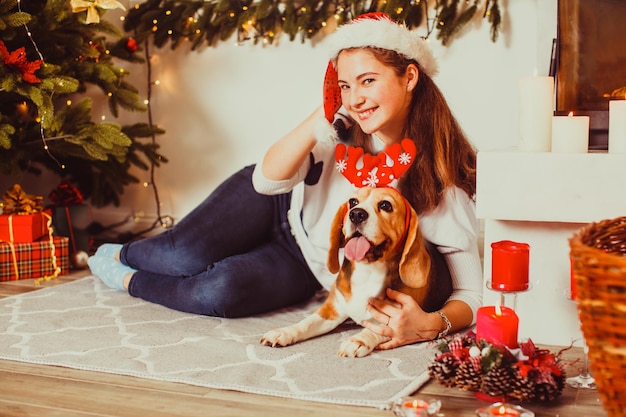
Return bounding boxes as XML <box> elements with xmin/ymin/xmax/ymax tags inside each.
<box><xmin>125</xmin><ymin>37</ymin><xmax>138</xmax><ymax>53</ymax></box>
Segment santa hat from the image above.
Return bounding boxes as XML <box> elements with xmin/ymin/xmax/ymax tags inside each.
<box><xmin>327</xmin><ymin>12</ymin><xmax>438</xmax><ymax>78</ymax></box>
<box><xmin>316</xmin><ymin>12</ymin><xmax>438</xmax><ymax>143</ymax></box>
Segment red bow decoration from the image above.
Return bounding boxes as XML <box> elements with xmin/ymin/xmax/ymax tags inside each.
<box><xmin>516</xmin><ymin>339</ymin><xmax>563</xmax><ymax>379</ymax></box>
<box><xmin>335</xmin><ymin>138</ymin><xmax>417</xmax><ymax>187</ymax></box>
<box><xmin>0</xmin><ymin>40</ymin><xmax>43</xmax><ymax>84</ymax></box>
<box><xmin>49</xmin><ymin>181</ymin><xmax>84</xmax><ymax>206</ymax></box>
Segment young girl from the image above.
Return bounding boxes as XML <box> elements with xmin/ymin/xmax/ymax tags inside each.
<box><xmin>88</xmin><ymin>13</ymin><xmax>483</xmax><ymax>350</ymax></box>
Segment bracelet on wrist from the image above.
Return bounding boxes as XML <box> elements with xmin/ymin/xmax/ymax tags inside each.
<box><xmin>436</xmin><ymin>310</ymin><xmax>452</xmax><ymax>339</ymax></box>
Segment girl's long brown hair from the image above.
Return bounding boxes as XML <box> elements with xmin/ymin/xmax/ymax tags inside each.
<box><xmin>347</xmin><ymin>48</ymin><xmax>477</xmax><ymax>214</ymax></box>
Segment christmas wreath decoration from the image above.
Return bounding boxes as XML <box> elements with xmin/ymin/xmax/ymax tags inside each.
<box><xmin>428</xmin><ymin>331</ymin><xmax>566</xmax><ymax>402</ymax></box>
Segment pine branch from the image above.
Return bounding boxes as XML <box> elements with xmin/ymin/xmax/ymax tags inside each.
<box><xmin>123</xmin><ymin>0</ymin><xmax>502</xmax><ymax>50</ymax></box>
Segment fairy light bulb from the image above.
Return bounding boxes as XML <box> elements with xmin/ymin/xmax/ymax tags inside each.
<box><xmin>133</xmin><ymin>211</ymin><xmax>145</xmax><ymax>223</ymax></box>
<box><xmin>160</xmin><ymin>215</ymin><xmax>174</xmax><ymax>229</ymax></box>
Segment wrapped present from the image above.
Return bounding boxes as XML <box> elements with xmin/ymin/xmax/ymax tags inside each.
<box><xmin>1</xmin><ymin>184</ymin><xmax>50</xmax><ymax>243</ymax></box>
<box><xmin>0</xmin><ymin>210</ymin><xmax>52</xmax><ymax>243</ymax></box>
<box><xmin>0</xmin><ymin>236</ymin><xmax>69</xmax><ymax>281</ymax></box>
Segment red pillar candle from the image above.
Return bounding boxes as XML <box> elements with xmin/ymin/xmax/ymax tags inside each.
<box><xmin>476</xmin><ymin>305</ymin><xmax>519</xmax><ymax>348</ymax></box>
<box><xmin>491</xmin><ymin>240</ymin><xmax>530</xmax><ymax>292</ymax></box>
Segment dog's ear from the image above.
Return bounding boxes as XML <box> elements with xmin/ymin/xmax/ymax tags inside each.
<box><xmin>399</xmin><ymin>206</ymin><xmax>431</xmax><ymax>288</ymax></box>
<box><xmin>327</xmin><ymin>203</ymin><xmax>347</xmax><ymax>274</ymax></box>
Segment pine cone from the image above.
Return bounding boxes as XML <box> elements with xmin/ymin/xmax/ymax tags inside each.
<box><xmin>455</xmin><ymin>360</ymin><xmax>482</xmax><ymax>391</ymax></box>
<box><xmin>428</xmin><ymin>354</ymin><xmax>459</xmax><ymax>387</ymax></box>
<box><xmin>533</xmin><ymin>373</ymin><xmax>565</xmax><ymax>402</ymax></box>
<box><xmin>508</xmin><ymin>375</ymin><xmax>536</xmax><ymax>402</ymax></box>
<box><xmin>481</xmin><ymin>366</ymin><xmax>517</xmax><ymax>397</ymax></box>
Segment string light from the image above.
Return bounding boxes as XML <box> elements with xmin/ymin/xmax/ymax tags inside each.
<box><xmin>14</xmin><ymin>0</ymin><xmax>65</xmax><ymax>170</ymax></box>
<box><xmin>122</xmin><ymin>37</ymin><xmax>175</xmax><ymax>236</ymax></box>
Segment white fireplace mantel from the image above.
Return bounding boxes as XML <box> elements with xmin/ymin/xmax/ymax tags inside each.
<box><xmin>476</xmin><ymin>151</ymin><xmax>626</xmax><ymax>346</ymax></box>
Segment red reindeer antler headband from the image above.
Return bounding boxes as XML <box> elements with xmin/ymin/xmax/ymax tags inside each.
<box><xmin>335</xmin><ymin>138</ymin><xmax>417</xmax><ymax>188</ymax></box>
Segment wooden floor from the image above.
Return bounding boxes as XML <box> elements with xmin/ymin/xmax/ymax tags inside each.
<box><xmin>0</xmin><ymin>271</ymin><xmax>608</xmax><ymax>417</ymax></box>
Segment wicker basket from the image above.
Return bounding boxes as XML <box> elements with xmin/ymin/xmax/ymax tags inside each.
<box><xmin>570</xmin><ymin>217</ymin><xmax>626</xmax><ymax>417</ymax></box>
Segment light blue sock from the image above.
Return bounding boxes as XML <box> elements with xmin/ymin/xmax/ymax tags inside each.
<box><xmin>88</xmin><ymin>255</ymin><xmax>136</xmax><ymax>291</ymax></box>
<box><xmin>94</xmin><ymin>243</ymin><xmax>124</xmax><ymax>259</ymax></box>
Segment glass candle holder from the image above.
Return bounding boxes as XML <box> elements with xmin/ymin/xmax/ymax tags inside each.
<box><xmin>476</xmin><ymin>402</ymin><xmax>535</xmax><ymax>417</ymax></box>
<box><xmin>392</xmin><ymin>397</ymin><xmax>442</xmax><ymax>417</ymax></box>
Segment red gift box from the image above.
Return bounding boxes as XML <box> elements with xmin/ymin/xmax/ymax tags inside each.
<box><xmin>0</xmin><ymin>210</ymin><xmax>52</xmax><ymax>243</ymax></box>
<box><xmin>0</xmin><ymin>236</ymin><xmax>69</xmax><ymax>281</ymax></box>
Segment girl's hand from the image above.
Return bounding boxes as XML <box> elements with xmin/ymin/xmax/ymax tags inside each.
<box><xmin>363</xmin><ymin>288</ymin><xmax>441</xmax><ymax>350</ymax></box>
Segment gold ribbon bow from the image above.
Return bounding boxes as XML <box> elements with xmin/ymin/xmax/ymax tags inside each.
<box><xmin>70</xmin><ymin>0</ymin><xmax>126</xmax><ymax>24</ymax></box>
<box><xmin>2</xmin><ymin>184</ymin><xmax>43</xmax><ymax>215</ymax></box>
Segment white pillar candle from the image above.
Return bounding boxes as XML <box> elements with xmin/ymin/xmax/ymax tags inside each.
<box><xmin>518</xmin><ymin>76</ymin><xmax>554</xmax><ymax>152</ymax></box>
<box><xmin>551</xmin><ymin>112</ymin><xmax>590</xmax><ymax>153</ymax></box>
<box><xmin>608</xmin><ymin>100</ymin><xmax>626</xmax><ymax>154</ymax></box>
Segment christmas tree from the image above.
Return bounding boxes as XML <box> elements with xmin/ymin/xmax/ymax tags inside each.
<box><xmin>0</xmin><ymin>0</ymin><xmax>165</xmax><ymax>207</ymax></box>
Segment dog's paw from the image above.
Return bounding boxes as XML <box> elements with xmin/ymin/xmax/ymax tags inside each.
<box><xmin>337</xmin><ymin>338</ymin><xmax>375</xmax><ymax>358</ymax></box>
<box><xmin>259</xmin><ymin>328</ymin><xmax>298</xmax><ymax>347</ymax></box>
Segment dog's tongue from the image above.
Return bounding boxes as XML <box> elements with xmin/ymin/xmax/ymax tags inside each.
<box><xmin>344</xmin><ymin>236</ymin><xmax>371</xmax><ymax>261</ymax></box>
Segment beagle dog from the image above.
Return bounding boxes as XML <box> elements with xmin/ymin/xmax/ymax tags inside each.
<box><xmin>260</xmin><ymin>186</ymin><xmax>452</xmax><ymax>357</ymax></box>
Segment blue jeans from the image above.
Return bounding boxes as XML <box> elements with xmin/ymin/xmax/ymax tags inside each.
<box><xmin>121</xmin><ymin>165</ymin><xmax>321</xmax><ymax>318</ymax></box>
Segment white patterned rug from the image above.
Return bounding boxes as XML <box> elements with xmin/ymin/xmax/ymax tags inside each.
<box><xmin>0</xmin><ymin>276</ymin><xmax>437</xmax><ymax>409</ymax></box>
